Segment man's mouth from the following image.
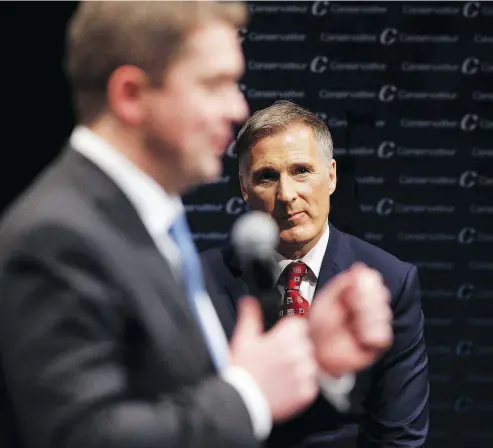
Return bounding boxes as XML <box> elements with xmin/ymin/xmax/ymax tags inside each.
<box><xmin>285</xmin><ymin>211</ymin><xmax>304</xmax><ymax>221</ymax></box>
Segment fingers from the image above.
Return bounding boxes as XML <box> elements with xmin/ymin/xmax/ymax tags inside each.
<box><xmin>269</xmin><ymin>316</ymin><xmax>320</xmax><ymax>410</ymax></box>
<box><xmin>270</xmin><ymin>312</ymin><xmax>309</xmax><ymax>341</ymax></box>
<box><xmin>354</xmin><ymin>313</ymin><xmax>393</xmax><ymax>351</ymax></box>
<box><xmin>345</xmin><ymin>268</ymin><xmax>393</xmax><ymax>350</ymax></box>
<box><xmin>285</xmin><ymin>322</ymin><xmax>319</xmax><ymax>402</ymax></box>
<box><xmin>273</xmin><ymin>318</ymin><xmax>317</xmax><ymax>370</ymax></box>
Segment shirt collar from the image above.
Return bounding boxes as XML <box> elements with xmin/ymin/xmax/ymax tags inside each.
<box><xmin>273</xmin><ymin>221</ymin><xmax>330</xmax><ymax>282</ymax></box>
<box><xmin>70</xmin><ymin>125</ymin><xmax>184</xmax><ymax>239</ymax></box>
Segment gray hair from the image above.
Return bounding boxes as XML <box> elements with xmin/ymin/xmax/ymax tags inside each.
<box><xmin>234</xmin><ymin>100</ymin><xmax>333</xmax><ymax>179</ymax></box>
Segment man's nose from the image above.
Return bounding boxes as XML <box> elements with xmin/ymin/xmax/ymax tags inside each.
<box><xmin>277</xmin><ymin>175</ymin><xmax>297</xmax><ymax>203</ymax></box>
<box><xmin>230</xmin><ymin>88</ymin><xmax>249</xmax><ymax>123</ymax></box>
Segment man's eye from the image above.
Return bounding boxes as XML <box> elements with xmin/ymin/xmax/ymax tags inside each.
<box><xmin>260</xmin><ymin>172</ymin><xmax>276</xmax><ymax>181</ymax></box>
<box><xmin>255</xmin><ymin>171</ymin><xmax>277</xmax><ymax>183</ymax></box>
<box><xmin>295</xmin><ymin>167</ymin><xmax>310</xmax><ymax>175</ymax></box>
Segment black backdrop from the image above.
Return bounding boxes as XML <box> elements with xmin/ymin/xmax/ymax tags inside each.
<box><xmin>0</xmin><ymin>2</ymin><xmax>492</xmax><ymax>447</ymax></box>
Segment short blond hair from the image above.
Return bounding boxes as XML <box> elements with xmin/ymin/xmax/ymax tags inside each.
<box><xmin>235</xmin><ymin>100</ymin><xmax>334</xmax><ymax>178</ymax></box>
<box><xmin>65</xmin><ymin>1</ymin><xmax>248</xmax><ymax>124</ymax></box>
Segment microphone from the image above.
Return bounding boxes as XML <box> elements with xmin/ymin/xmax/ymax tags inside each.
<box><xmin>231</xmin><ymin>211</ymin><xmax>280</xmax><ymax>330</ymax></box>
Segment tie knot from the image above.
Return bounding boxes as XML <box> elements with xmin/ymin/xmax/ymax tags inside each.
<box><xmin>284</xmin><ymin>261</ymin><xmax>307</xmax><ymax>291</ymax></box>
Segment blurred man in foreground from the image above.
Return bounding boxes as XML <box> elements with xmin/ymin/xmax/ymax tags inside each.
<box><xmin>203</xmin><ymin>100</ymin><xmax>429</xmax><ymax>447</ymax></box>
<box><xmin>0</xmin><ymin>3</ymin><xmax>393</xmax><ymax>448</ymax></box>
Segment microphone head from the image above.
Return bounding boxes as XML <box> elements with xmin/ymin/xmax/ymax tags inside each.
<box><xmin>231</xmin><ymin>211</ymin><xmax>279</xmax><ymax>261</ymax></box>
<box><xmin>231</xmin><ymin>212</ymin><xmax>280</xmax><ymax>329</ymax></box>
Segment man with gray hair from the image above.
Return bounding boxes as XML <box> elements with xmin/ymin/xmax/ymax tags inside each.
<box><xmin>203</xmin><ymin>100</ymin><xmax>430</xmax><ymax>447</ymax></box>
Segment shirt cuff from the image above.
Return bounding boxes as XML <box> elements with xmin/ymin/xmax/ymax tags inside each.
<box><xmin>318</xmin><ymin>371</ymin><xmax>356</xmax><ymax>412</ymax></box>
<box><xmin>222</xmin><ymin>366</ymin><xmax>273</xmax><ymax>440</ymax></box>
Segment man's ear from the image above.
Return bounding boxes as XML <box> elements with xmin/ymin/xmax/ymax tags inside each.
<box><xmin>328</xmin><ymin>159</ymin><xmax>337</xmax><ymax>195</ymax></box>
<box><xmin>107</xmin><ymin>65</ymin><xmax>149</xmax><ymax>126</ymax></box>
<box><xmin>239</xmin><ymin>173</ymin><xmax>248</xmax><ymax>201</ymax></box>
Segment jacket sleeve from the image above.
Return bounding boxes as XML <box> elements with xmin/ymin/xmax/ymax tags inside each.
<box><xmin>357</xmin><ymin>265</ymin><xmax>430</xmax><ymax>447</ymax></box>
<box><xmin>0</xmin><ymin>224</ymin><xmax>258</xmax><ymax>448</ymax></box>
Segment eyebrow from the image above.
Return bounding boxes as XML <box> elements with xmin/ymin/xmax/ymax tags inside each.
<box><xmin>251</xmin><ymin>160</ymin><xmax>315</xmax><ymax>175</ymax></box>
<box><xmin>251</xmin><ymin>166</ymin><xmax>278</xmax><ymax>176</ymax></box>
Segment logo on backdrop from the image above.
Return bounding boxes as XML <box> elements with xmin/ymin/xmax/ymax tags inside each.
<box><xmin>360</xmin><ymin>198</ymin><xmax>455</xmax><ymax>215</ymax></box>
<box><xmin>376</xmin><ymin>142</ymin><xmax>457</xmax><ymax>158</ymax></box>
<box><xmin>311</xmin><ymin>1</ymin><xmax>329</xmax><ymax>16</ymax></box>
<box><xmin>378</xmin><ymin>84</ymin><xmax>457</xmax><ymax>102</ymax></box>
<box><xmin>309</xmin><ymin>56</ymin><xmax>387</xmax><ymax>73</ymax></box>
<box><xmin>238</xmin><ymin>83</ymin><xmax>305</xmax><ymax>100</ymax></box>
<box><xmin>311</xmin><ymin>1</ymin><xmax>387</xmax><ymax>16</ymax></box>
<box><xmin>462</xmin><ymin>57</ymin><xmax>480</xmax><ymax>74</ymax></box>
<box><xmin>184</xmin><ymin>198</ymin><xmax>248</xmax><ymax>215</ymax></box>
<box><xmin>460</xmin><ymin>114</ymin><xmax>493</xmax><ymax>131</ymax></box>
<box><xmin>457</xmin><ymin>283</ymin><xmax>475</xmax><ymax>300</ymax></box>
<box><xmin>457</xmin><ymin>227</ymin><xmax>493</xmax><ymax>244</ymax></box>
<box><xmin>379</xmin><ymin>28</ymin><xmax>459</xmax><ymax>45</ymax></box>
<box><xmin>463</xmin><ymin>2</ymin><xmax>481</xmax><ymax>18</ymax></box>
<box><xmin>249</xmin><ymin>3</ymin><xmax>309</xmax><ymax>15</ymax></box>
<box><xmin>225</xmin><ymin>197</ymin><xmax>248</xmax><ymax>216</ymax></box>
<box><xmin>457</xmin><ymin>283</ymin><xmax>493</xmax><ymax>300</ymax></box>
<box><xmin>461</xmin><ymin>114</ymin><xmax>479</xmax><ymax>131</ymax></box>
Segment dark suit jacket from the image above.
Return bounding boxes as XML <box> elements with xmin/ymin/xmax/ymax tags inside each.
<box><xmin>201</xmin><ymin>223</ymin><xmax>430</xmax><ymax>448</ymax></box>
<box><xmin>0</xmin><ymin>148</ymin><xmax>257</xmax><ymax>448</ymax></box>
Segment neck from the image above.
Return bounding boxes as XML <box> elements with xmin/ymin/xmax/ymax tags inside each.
<box><xmin>88</xmin><ymin>116</ymin><xmax>183</xmax><ymax>195</ymax></box>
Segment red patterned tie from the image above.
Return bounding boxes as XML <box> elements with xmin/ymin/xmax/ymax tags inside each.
<box><xmin>279</xmin><ymin>261</ymin><xmax>310</xmax><ymax>318</ymax></box>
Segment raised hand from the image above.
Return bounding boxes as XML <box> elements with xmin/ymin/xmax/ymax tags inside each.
<box><xmin>229</xmin><ymin>296</ymin><xmax>319</xmax><ymax>422</ymax></box>
<box><xmin>309</xmin><ymin>263</ymin><xmax>393</xmax><ymax>377</ymax></box>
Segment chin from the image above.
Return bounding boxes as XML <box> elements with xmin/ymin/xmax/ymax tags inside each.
<box><xmin>285</xmin><ymin>219</ymin><xmax>324</xmax><ymax>241</ymax></box>
<box><xmin>197</xmin><ymin>159</ymin><xmax>222</xmax><ymax>183</ymax></box>
<box><xmin>280</xmin><ymin>227</ymin><xmax>311</xmax><ymax>245</ymax></box>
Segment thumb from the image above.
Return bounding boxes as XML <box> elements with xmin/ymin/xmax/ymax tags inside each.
<box><xmin>231</xmin><ymin>296</ymin><xmax>264</xmax><ymax>344</ymax></box>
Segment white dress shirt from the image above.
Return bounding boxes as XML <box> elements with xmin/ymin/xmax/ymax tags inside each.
<box><xmin>274</xmin><ymin>223</ymin><xmax>355</xmax><ymax>410</ymax></box>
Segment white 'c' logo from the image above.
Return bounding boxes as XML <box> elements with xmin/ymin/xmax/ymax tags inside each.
<box><xmin>310</xmin><ymin>56</ymin><xmax>328</xmax><ymax>73</ymax></box>
<box><xmin>312</xmin><ymin>1</ymin><xmax>329</xmax><ymax>16</ymax></box>
<box><xmin>380</xmin><ymin>28</ymin><xmax>398</xmax><ymax>45</ymax></box>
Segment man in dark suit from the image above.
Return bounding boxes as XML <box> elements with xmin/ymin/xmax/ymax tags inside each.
<box><xmin>202</xmin><ymin>100</ymin><xmax>430</xmax><ymax>447</ymax></box>
<box><xmin>0</xmin><ymin>4</ymin><xmax>394</xmax><ymax>448</ymax></box>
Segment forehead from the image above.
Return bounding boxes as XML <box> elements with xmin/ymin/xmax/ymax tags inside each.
<box><xmin>249</xmin><ymin>123</ymin><xmax>320</xmax><ymax>165</ymax></box>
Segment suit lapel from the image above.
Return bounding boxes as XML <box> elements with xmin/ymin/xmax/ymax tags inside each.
<box><xmin>62</xmin><ymin>148</ymin><xmax>215</xmax><ymax>372</ymax></box>
<box><xmin>315</xmin><ymin>223</ymin><xmax>372</xmax><ymax>412</ymax></box>
<box><xmin>314</xmin><ymin>223</ymin><xmax>353</xmax><ymax>297</ymax></box>
<box><xmin>222</xmin><ymin>249</ymin><xmax>252</xmax><ymax>310</ymax></box>
<box><xmin>138</xmin><ymin>247</ymin><xmax>215</xmax><ymax>368</ymax></box>
<box><xmin>224</xmin><ymin>275</ymin><xmax>250</xmax><ymax>309</ymax></box>
<box><xmin>202</xmin><ymin>261</ymin><xmax>238</xmax><ymax>339</ymax></box>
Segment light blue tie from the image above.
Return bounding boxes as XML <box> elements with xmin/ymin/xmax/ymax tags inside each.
<box><xmin>169</xmin><ymin>212</ymin><xmax>226</xmax><ymax>370</ymax></box>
